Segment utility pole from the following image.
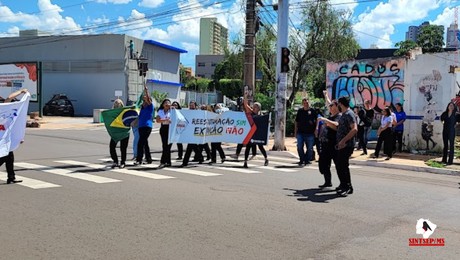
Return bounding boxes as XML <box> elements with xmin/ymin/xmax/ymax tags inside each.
<box><xmin>273</xmin><ymin>0</ymin><xmax>289</xmax><ymax>151</ymax></box>
<box><xmin>243</xmin><ymin>0</ymin><xmax>256</xmax><ymax>102</ymax></box>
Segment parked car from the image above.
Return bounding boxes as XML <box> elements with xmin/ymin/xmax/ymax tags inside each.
<box><xmin>43</xmin><ymin>94</ymin><xmax>75</xmax><ymax>116</ymax></box>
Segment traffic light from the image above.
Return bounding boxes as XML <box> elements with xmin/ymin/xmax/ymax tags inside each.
<box><xmin>281</xmin><ymin>47</ymin><xmax>290</xmax><ymax>73</ymax></box>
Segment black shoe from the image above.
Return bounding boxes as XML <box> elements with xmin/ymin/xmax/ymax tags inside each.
<box><xmin>7</xmin><ymin>179</ymin><xmax>23</xmax><ymax>184</ymax></box>
<box><xmin>158</xmin><ymin>163</ymin><xmax>166</xmax><ymax>169</ymax></box>
<box><xmin>210</xmin><ymin>160</ymin><xmax>216</xmax><ymax>164</ymax></box>
<box><xmin>338</xmin><ymin>188</ymin><xmax>350</xmax><ymax>197</ymax></box>
<box><xmin>119</xmin><ymin>163</ymin><xmax>125</xmax><ymax>169</ymax></box>
<box><xmin>243</xmin><ymin>161</ymin><xmax>248</xmax><ymax>168</ymax></box>
<box><xmin>318</xmin><ymin>183</ymin><xmax>332</xmax><ymax>189</ymax></box>
<box><xmin>305</xmin><ymin>161</ymin><xmax>311</xmax><ymax>165</ymax></box>
<box><xmin>111</xmin><ymin>163</ymin><xmax>119</xmax><ymax>169</ymax></box>
<box><xmin>221</xmin><ymin>158</ymin><xmax>226</xmax><ymax>164</ymax></box>
<box><xmin>298</xmin><ymin>161</ymin><xmax>304</xmax><ymax>166</ymax></box>
<box><xmin>384</xmin><ymin>157</ymin><xmax>391</xmax><ymax>160</ymax></box>
<box><xmin>348</xmin><ymin>186</ymin><xmax>354</xmax><ymax>194</ymax></box>
<box><xmin>133</xmin><ymin>161</ymin><xmax>142</xmax><ymax>166</ymax></box>
<box><xmin>179</xmin><ymin>163</ymin><xmax>187</xmax><ymax>168</ymax></box>
<box><xmin>176</xmin><ymin>157</ymin><xmax>183</xmax><ymax>160</ymax></box>
<box><xmin>146</xmin><ymin>160</ymin><xmax>153</xmax><ymax>164</ymax></box>
<box><xmin>264</xmin><ymin>159</ymin><xmax>269</xmax><ymax>166</ymax></box>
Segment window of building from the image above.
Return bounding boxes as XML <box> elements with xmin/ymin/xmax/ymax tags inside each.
<box><xmin>198</xmin><ymin>62</ymin><xmax>205</xmax><ymax>67</ymax></box>
<box><xmin>211</xmin><ymin>63</ymin><xmax>217</xmax><ymax>67</ymax></box>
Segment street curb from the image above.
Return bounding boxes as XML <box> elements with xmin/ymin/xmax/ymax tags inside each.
<box><xmin>349</xmin><ymin>160</ymin><xmax>460</xmax><ymax>176</ymax></box>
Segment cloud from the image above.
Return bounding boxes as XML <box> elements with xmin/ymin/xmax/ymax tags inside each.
<box><xmin>95</xmin><ymin>0</ymin><xmax>132</xmax><ymax>4</ymax></box>
<box><xmin>0</xmin><ymin>0</ymin><xmax>81</xmax><ymax>35</ymax></box>
<box><xmin>139</xmin><ymin>0</ymin><xmax>164</xmax><ymax>8</ymax></box>
<box><xmin>353</xmin><ymin>0</ymin><xmax>441</xmax><ymax>48</ymax></box>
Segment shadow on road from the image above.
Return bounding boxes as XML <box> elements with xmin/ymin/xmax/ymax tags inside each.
<box><xmin>284</xmin><ymin>188</ymin><xmax>341</xmax><ymax>203</ymax></box>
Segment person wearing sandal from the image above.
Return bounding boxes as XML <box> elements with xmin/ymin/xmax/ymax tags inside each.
<box><xmin>242</xmin><ymin>95</ymin><xmax>268</xmax><ymax>168</ymax></box>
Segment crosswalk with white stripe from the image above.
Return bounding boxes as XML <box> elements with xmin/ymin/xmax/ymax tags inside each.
<box><xmin>3</xmin><ymin>156</ymin><xmax>361</xmax><ymax>189</ymax></box>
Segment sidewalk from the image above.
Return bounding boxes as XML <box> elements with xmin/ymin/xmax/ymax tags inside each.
<box><xmin>35</xmin><ymin>116</ymin><xmax>460</xmax><ymax>176</ymax></box>
<box><xmin>264</xmin><ymin>137</ymin><xmax>460</xmax><ymax>176</ymax></box>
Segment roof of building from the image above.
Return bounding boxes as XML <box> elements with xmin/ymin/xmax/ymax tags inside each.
<box><xmin>144</xmin><ymin>40</ymin><xmax>188</xmax><ymax>54</ymax></box>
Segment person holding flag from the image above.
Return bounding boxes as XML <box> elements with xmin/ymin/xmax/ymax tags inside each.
<box><xmin>101</xmin><ymin>98</ymin><xmax>138</xmax><ymax>169</ymax></box>
<box><xmin>0</xmin><ymin>88</ymin><xmax>30</xmax><ymax>184</ymax></box>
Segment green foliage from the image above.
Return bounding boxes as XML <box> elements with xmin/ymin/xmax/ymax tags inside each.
<box><xmin>151</xmin><ymin>90</ymin><xmax>168</xmax><ymax>105</ymax></box>
<box><xmin>196</xmin><ymin>78</ymin><xmax>212</xmax><ymax>93</ymax></box>
<box><xmin>285</xmin><ymin>107</ymin><xmax>297</xmax><ymax>137</ymax></box>
<box><xmin>394</xmin><ymin>40</ymin><xmax>419</xmax><ymax>56</ymax></box>
<box><xmin>288</xmin><ymin>1</ymin><xmax>360</xmax><ymax>107</ymax></box>
<box><xmin>416</xmin><ymin>25</ymin><xmax>444</xmax><ymax>53</ymax></box>
<box><xmin>256</xmin><ymin>28</ymin><xmax>277</xmax><ymax>94</ymax></box>
<box><xmin>425</xmin><ymin>159</ymin><xmax>445</xmax><ymax>168</ymax></box>
<box><xmin>217</xmin><ymin>79</ymin><xmax>243</xmax><ymax>99</ymax></box>
<box><xmin>254</xmin><ymin>93</ymin><xmax>275</xmax><ymax>112</ymax></box>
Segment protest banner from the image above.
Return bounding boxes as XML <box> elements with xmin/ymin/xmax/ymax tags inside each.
<box><xmin>168</xmin><ymin>109</ymin><xmax>269</xmax><ymax>145</ymax></box>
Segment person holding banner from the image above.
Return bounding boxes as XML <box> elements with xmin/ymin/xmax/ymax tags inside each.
<box><xmin>171</xmin><ymin>101</ymin><xmax>183</xmax><ymax>160</ymax></box>
<box><xmin>180</xmin><ymin>101</ymin><xmax>204</xmax><ymax>167</ymax></box>
<box><xmin>0</xmin><ymin>89</ymin><xmax>29</xmax><ymax>184</ymax></box>
<box><xmin>242</xmin><ymin>96</ymin><xmax>268</xmax><ymax>168</ymax></box>
<box><xmin>210</xmin><ymin>103</ymin><xmax>226</xmax><ymax>164</ymax></box>
<box><xmin>134</xmin><ymin>85</ymin><xmax>154</xmax><ymax>165</ymax></box>
<box><xmin>156</xmin><ymin>99</ymin><xmax>173</xmax><ymax>168</ymax></box>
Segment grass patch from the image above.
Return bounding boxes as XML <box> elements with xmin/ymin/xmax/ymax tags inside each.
<box><xmin>425</xmin><ymin>159</ymin><xmax>445</xmax><ymax>168</ymax></box>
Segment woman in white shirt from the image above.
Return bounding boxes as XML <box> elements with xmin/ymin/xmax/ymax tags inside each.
<box><xmin>372</xmin><ymin>107</ymin><xmax>394</xmax><ymax>160</ymax></box>
<box><xmin>156</xmin><ymin>99</ymin><xmax>172</xmax><ymax>168</ymax></box>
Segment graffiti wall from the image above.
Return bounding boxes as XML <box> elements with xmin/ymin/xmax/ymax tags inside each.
<box><xmin>326</xmin><ymin>58</ymin><xmax>405</xmax><ymax>112</ymax></box>
<box><xmin>326</xmin><ymin>53</ymin><xmax>459</xmax><ymax>151</ymax></box>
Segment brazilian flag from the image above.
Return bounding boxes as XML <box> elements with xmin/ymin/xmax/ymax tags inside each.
<box><xmin>101</xmin><ymin>107</ymin><xmax>138</xmax><ymax>141</ymax></box>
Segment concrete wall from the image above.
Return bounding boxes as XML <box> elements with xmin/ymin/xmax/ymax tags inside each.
<box><xmin>404</xmin><ymin>52</ymin><xmax>458</xmax><ymax>151</ymax></box>
<box><xmin>326</xmin><ymin>52</ymin><xmax>459</xmax><ymax>151</ymax></box>
<box><xmin>0</xmin><ymin>34</ymin><xmax>185</xmax><ymax>115</ymax></box>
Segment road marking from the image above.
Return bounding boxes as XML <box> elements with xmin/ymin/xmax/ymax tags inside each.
<box><xmin>57</xmin><ymin>160</ymin><xmax>175</xmax><ymax>180</ymax></box>
<box><xmin>263</xmin><ymin>155</ymin><xmax>299</xmax><ymax>163</ymax></box>
<box><xmin>202</xmin><ymin>164</ymin><xmax>261</xmax><ymax>173</ymax></box>
<box><xmin>0</xmin><ymin>174</ymin><xmax>61</xmax><ymax>189</ymax></box>
<box><xmin>163</xmin><ymin>167</ymin><xmax>221</xmax><ymax>176</ymax></box>
<box><xmin>223</xmin><ymin>161</ymin><xmax>297</xmax><ymax>173</ymax></box>
<box><xmin>16</xmin><ymin>162</ymin><xmax>121</xmax><ymax>184</ymax></box>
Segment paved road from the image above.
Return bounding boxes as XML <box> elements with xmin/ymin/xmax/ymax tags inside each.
<box><xmin>0</xmin><ymin>127</ymin><xmax>459</xmax><ymax>259</ymax></box>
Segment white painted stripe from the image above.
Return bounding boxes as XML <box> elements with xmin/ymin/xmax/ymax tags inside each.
<box><xmin>265</xmin><ymin>155</ymin><xmax>299</xmax><ymax>163</ymax></box>
<box><xmin>202</xmin><ymin>165</ymin><xmax>260</xmax><ymax>174</ymax></box>
<box><xmin>58</xmin><ymin>160</ymin><xmax>175</xmax><ymax>180</ymax></box>
<box><xmin>110</xmin><ymin>168</ymin><xmax>175</xmax><ymax>180</ymax></box>
<box><xmin>16</xmin><ymin>162</ymin><xmax>121</xmax><ymax>184</ymax></box>
<box><xmin>223</xmin><ymin>161</ymin><xmax>296</xmax><ymax>173</ymax></box>
<box><xmin>0</xmin><ymin>175</ymin><xmax>60</xmax><ymax>189</ymax></box>
<box><xmin>163</xmin><ymin>167</ymin><xmax>221</xmax><ymax>176</ymax></box>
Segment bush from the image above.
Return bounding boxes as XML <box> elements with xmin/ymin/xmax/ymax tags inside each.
<box><xmin>217</xmin><ymin>79</ymin><xmax>242</xmax><ymax>99</ymax></box>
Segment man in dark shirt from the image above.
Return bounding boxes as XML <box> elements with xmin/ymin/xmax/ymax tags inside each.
<box><xmin>295</xmin><ymin>98</ymin><xmax>317</xmax><ymax>165</ymax></box>
<box><xmin>335</xmin><ymin>96</ymin><xmax>357</xmax><ymax>197</ymax></box>
<box><xmin>357</xmin><ymin>100</ymin><xmax>375</xmax><ymax>155</ymax></box>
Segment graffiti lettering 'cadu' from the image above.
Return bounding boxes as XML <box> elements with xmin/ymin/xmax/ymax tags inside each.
<box><xmin>327</xmin><ymin>59</ymin><xmax>405</xmax><ymax>112</ymax></box>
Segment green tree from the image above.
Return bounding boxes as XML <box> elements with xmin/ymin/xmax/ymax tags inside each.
<box><xmin>289</xmin><ymin>1</ymin><xmax>359</xmax><ymax>107</ymax></box>
<box><xmin>196</xmin><ymin>78</ymin><xmax>212</xmax><ymax>93</ymax></box>
<box><xmin>416</xmin><ymin>25</ymin><xmax>444</xmax><ymax>53</ymax></box>
<box><xmin>151</xmin><ymin>90</ymin><xmax>168</xmax><ymax>105</ymax></box>
<box><xmin>255</xmin><ymin>28</ymin><xmax>277</xmax><ymax>95</ymax></box>
<box><xmin>394</xmin><ymin>40</ymin><xmax>419</xmax><ymax>56</ymax></box>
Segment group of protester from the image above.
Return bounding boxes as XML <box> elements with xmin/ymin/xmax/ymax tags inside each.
<box><xmin>295</xmin><ymin>94</ymin><xmax>458</xmax><ymax>197</ymax></box>
<box><xmin>109</xmin><ymin>87</ymin><xmax>269</xmax><ymax>169</ymax></box>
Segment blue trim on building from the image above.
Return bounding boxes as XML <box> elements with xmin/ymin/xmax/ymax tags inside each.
<box><xmin>144</xmin><ymin>40</ymin><xmax>188</xmax><ymax>53</ymax></box>
<box><xmin>147</xmin><ymin>79</ymin><xmax>184</xmax><ymax>87</ymax></box>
